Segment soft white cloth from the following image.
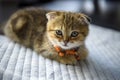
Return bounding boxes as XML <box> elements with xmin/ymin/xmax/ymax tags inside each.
<box><xmin>0</xmin><ymin>25</ymin><xmax>120</xmax><ymax>80</ymax></box>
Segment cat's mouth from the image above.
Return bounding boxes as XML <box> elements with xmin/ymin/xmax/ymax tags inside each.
<box><xmin>63</xmin><ymin>44</ymin><xmax>68</xmax><ymax>47</ymax></box>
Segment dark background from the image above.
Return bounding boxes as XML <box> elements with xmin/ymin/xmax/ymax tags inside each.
<box><xmin>0</xmin><ymin>0</ymin><xmax>120</xmax><ymax>31</ymax></box>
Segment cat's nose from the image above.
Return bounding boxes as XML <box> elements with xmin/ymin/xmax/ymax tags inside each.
<box><xmin>64</xmin><ymin>40</ymin><xmax>68</xmax><ymax>46</ymax></box>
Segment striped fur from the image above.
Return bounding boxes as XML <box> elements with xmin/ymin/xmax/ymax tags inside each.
<box><xmin>4</xmin><ymin>8</ymin><xmax>90</xmax><ymax>64</ymax></box>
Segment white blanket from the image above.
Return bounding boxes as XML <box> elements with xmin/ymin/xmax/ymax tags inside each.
<box><xmin>0</xmin><ymin>25</ymin><xmax>120</xmax><ymax>80</ymax></box>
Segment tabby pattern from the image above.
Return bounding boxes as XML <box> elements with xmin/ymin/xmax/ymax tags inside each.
<box><xmin>4</xmin><ymin>8</ymin><xmax>90</xmax><ymax>64</ymax></box>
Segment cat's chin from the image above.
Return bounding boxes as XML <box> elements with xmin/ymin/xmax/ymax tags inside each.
<box><xmin>59</xmin><ymin>42</ymin><xmax>83</xmax><ymax>50</ymax></box>
<box><xmin>60</xmin><ymin>46</ymin><xmax>73</xmax><ymax>50</ymax></box>
<box><xmin>59</xmin><ymin>45</ymin><xmax>79</xmax><ymax>50</ymax></box>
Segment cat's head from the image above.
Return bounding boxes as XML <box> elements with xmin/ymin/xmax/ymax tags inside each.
<box><xmin>46</xmin><ymin>11</ymin><xmax>90</xmax><ymax>50</ymax></box>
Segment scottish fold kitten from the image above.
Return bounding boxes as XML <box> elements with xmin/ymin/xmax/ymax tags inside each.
<box><xmin>4</xmin><ymin>8</ymin><xmax>90</xmax><ymax>64</ymax></box>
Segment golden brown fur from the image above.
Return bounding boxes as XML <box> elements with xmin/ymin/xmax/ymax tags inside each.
<box><xmin>4</xmin><ymin>7</ymin><xmax>90</xmax><ymax>64</ymax></box>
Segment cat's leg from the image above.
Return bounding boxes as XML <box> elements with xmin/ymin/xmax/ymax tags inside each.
<box><xmin>55</xmin><ymin>55</ymin><xmax>77</xmax><ymax>65</ymax></box>
<box><xmin>40</xmin><ymin>51</ymin><xmax>77</xmax><ymax>65</ymax></box>
<box><xmin>12</xmin><ymin>16</ymin><xmax>27</xmax><ymax>31</ymax></box>
<box><xmin>5</xmin><ymin>14</ymin><xmax>27</xmax><ymax>34</ymax></box>
<box><xmin>77</xmin><ymin>44</ymin><xmax>88</xmax><ymax>60</ymax></box>
<box><xmin>34</xmin><ymin>43</ymin><xmax>88</xmax><ymax>64</ymax></box>
<box><xmin>4</xmin><ymin>12</ymin><xmax>33</xmax><ymax>47</ymax></box>
<box><xmin>34</xmin><ymin>43</ymin><xmax>77</xmax><ymax>65</ymax></box>
<box><xmin>4</xmin><ymin>11</ymin><xmax>34</xmax><ymax>36</ymax></box>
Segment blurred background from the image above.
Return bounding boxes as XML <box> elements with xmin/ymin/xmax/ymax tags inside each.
<box><xmin>0</xmin><ymin>0</ymin><xmax>120</xmax><ymax>31</ymax></box>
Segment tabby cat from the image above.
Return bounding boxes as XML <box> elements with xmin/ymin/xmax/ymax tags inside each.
<box><xmin>4</xmin><ymin>8</ymin><xmax>90</xmax><ymax>64</ymax></box>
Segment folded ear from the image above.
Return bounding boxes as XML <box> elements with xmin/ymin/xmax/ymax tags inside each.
<box><xmin>83</xmin><ymin>14</ymin><xmax>91</xmax><ymax>23</ymax></box>
<box><xmin>46</xmin><ymin>12</ymin><xmax>59</xmax><ymax>21</ymax></box>
<box><xmin>84</xmin><ymin>15</ymin><xmax>91</xmax><ymax>23</ymax></box>
<box><xmin>79</xmin><ymin>13</ymin><xmax>91</xmax><ymax>24</ymax></box>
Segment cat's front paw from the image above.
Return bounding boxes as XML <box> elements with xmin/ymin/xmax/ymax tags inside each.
<box><xmin>59</xmin><ymin>59</ymin><xmax>77</xmax><ymax>65</ymax></box>
<box><xmin>57</xmin><ymin>56</ymin><xmax>77</xmax><ymax>65</ymax></box>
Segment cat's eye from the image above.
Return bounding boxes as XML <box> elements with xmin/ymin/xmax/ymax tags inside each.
<box><xmin>56</xmin><ymin>30</ymin><xmax>62</xmax><ymax>36</ymax></box>
<box><xmin>71</xmin><ymin>31</ymin><xmax>79</xmax><ymax>37</ymax></box>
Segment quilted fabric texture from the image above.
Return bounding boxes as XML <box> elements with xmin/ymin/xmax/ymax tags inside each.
<box><xmin>0</xmin><ymin>25</ymin><xmax>120</xmax><ymax>80</ymax></box>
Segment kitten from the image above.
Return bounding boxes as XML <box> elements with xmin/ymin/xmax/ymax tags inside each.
<box><xmin>4</xmin><ymin>8</ymin><xmax>90</xmax><ymax>64</ymax></box>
